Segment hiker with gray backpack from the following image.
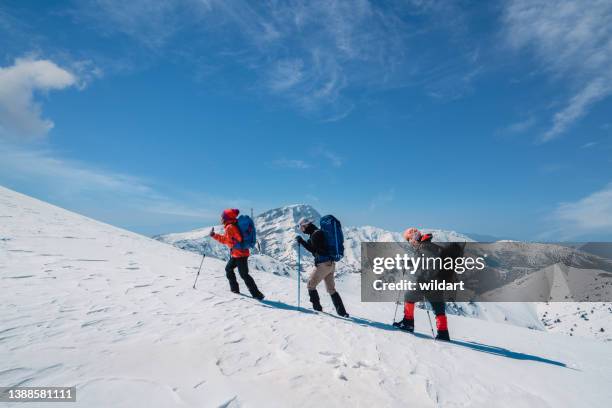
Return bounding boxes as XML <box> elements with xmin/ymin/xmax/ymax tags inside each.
<box><xmin>210</xmin><ymin>208</ymin><xmax>264</xmax><ymax>300</ymax></box>
<box><xmin>295</xmin><ymin>216</ymin><xmax>349</xmax><ymax>317</ymax></box>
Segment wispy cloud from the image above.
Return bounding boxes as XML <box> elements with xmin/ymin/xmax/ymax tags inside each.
<box><xmin>267</xmin><ymin>59</ymin><xmax>305</xmax><ymax>92</ymax></box>
<box><xmin>368</xmin><ymin>189</ymin><xmax>394</xmax><ymax>211</ymax></box>
<box><xmin>0</xmin><ymin>142</ymin><xmax>236</xmax><ymax>225</ymax></box>
<box><xmin>68</xmin><ymin>0</ymin><xmax>481</xmax><ymax>120</ymax></box>
<box><xmin>270</xmin><ymin>158</ymin><xmax>311</xmax><ymax>170</ymax></box>
<box><xmin>503</xmin><ymin>0</ymin><xmax>612</xmax><ymax>142</ymax></box>
<box><xmin>322</xmin><ymin>151</ymin><xmax>343</xmax><ymax>168</ymax></box>
<box><xmin>552</xmin><ymin>183</ymin><xmax>612</xmax><ymax>235</ymax></box>
<box><xmin>0</xmin><ymin>58</ymin><xmax>77</xmax><ymax>139</ymax></box>
<box><xmin>542</xmin><ymin>79</ymin><xmax>611</xmax><ymax>142</ymax></box>
<box><xmin>305</xmin><ymin>193</ymin><xmax>319</xmax><ymax>203</ymax></box>
<box><xmin>312</xmin><ymin>146</ymin><xmax>344</xmax><ymax>168</ymax></box>
<box><xmin>501</xmin><ymin>116</ymin><xmax>536</xmax><ymax>135</ymax></box>
<box><xmin>581</xmin><ymin>141</ymin><xmax>598</xmax><ymax>149</ymax></box>
<box><xmin>71</xmin><ymin>0</ymin><xmax>187</xmax><ymax>50</ymax></box>
<box><xmin>538</xmin><ymin>163</ymin><xmax>565</xmax><ymax>174</ymax></box>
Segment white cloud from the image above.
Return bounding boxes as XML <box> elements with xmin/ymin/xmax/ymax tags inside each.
<box><xmin>504</xmin><ymin>0</ymin><xmax>612</xmax><ymax>141</ymax></box>
<box><xmin>0</xmin><ymin>58</ymin><xmax>77</xmax><ymax>139</ymax></box>
<box><xmin>554</xmin><ymin>183</ymin><xmax>612</xmax><ymax>233</ymax></box>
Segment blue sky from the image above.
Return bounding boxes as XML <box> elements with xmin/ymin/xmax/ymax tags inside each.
<box><xmin>0</xmin><ymin>0</ymin><xmax>611</xmax><ymax>240</ymax></box>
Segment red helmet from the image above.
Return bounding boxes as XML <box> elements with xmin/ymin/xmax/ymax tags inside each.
<box><xmin>403</xmin><ymin>227</ymin><xmax>421</xmax><ymax>244</ymax></box>
<box><xmin>221</xmin><ymin>208</ymin><xmax>239</xmax><ymax>224</ymax></box>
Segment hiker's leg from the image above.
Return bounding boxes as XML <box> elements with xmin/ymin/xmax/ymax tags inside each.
<box><xmin>321</xmin><ymin>262</ymin><xmax>336</xmax><ymax>294</ymax></box>
<box><xmin>307</xmin><ymin>263</ymin><xmax>329</xmax><ymax>290</ymax></box>
<box><xmin>225</xmin><ymin>258</ymin><xmax>239</xmax><ymax>293</ymax></box>
<box><xmin>236</xmin><ymin>257</ymin><xmax>262</xmax><ymax>297</ymax></box>
<box><xmin>404</xmin><ymin>302</ymin><xmax>415</xmax><ymax>320</ymax></box>
<box><xmin>431</xmin><ymin>301</ymin><xmax>448</xmax><ymax>332</ymax></box>
<box><xmin>307</xmin><ymin>263</ymin><xmax>329</xmax><ymax>311</ymax></box>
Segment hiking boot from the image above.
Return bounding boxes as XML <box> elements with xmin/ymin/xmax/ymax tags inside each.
<box><xmin>308</xmin><ymin>289</ymin><xmax>323</xmax><ymax>312</ymax></box>
<box><xmin>393</xmin><ymin>318</ymin><xmax>414</xmax><ymax>332</ymax></box>
<box><xmin>252</xmin><ymin>292</ymin><xmax>265</xmax><ymax>301</ymax></box>
<box><xmin>435</xmin><ymin>330</ymin><xmax>451</xmax><ymax>341</ymax></box>
<box><xmin>331</xmin><ymin>292</ymin><xmax>349</xmax><ymax>317</ymax></box>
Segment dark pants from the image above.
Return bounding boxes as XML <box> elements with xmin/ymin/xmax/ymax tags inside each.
<box><xmin>404</xmin><ymin>301</ymin><xmax>445</xmax><ymax>318</ymax></box>
<box><xmin>430</xmin><ymin>301</ymin><xmax>445</xmax><ymax>316</ymax></box>
<box><xmin>225</xmin><ymin>257</ymin><xmax>261</xmax><ymax>296</ymax></box>
<box><xmin>405</xmin><ymin>288</ymin><xmax>445</xmax><ymax>316</ymax></box>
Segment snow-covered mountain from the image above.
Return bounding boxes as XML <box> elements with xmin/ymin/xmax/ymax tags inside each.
<box><xmin>155</xmin><ymin>204</ymin><xmax>474</xmax><ymax>276</ymax></box>
<box><xmin>2</xmin><ymin>185</ymin><xmax>611</xmax><ymax>407</ymax></box>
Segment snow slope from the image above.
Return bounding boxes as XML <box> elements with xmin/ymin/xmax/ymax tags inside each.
<box><xmin>2</xmin><ymin>185</ymin><xmax>612</xmax><ymax>408</ymax></box>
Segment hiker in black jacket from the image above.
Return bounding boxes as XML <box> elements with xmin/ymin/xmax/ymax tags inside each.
<box><xmin>295</xmin><ymin>218</ymin><xmax>348</xmax><ymax>317</ymax></box>
<box><xmin>393</xmin><ymin>227</ymin><xmax>454</xmax><ymax>341</ymax></box>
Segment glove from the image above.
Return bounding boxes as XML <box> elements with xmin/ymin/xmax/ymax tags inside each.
<box><xmin>295</xmin><ymin>236</ymin><xmax>305</xmax><ymax>245</ymax></box>
<box><xmin>209</xmin><ymin>227</ymin><xmax>215</xmax><ymax>237</ymax></box>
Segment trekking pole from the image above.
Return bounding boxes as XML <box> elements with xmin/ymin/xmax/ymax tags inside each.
<box><xmin>392</xmin><ymin>267</ymin><xmax>405</xmax><ymax>324</ymax></box>
<box><xmin>192</xmin><ymin>254</ymin><xmax>206</xmax><ymax>289</ymax></box>
<box><xmin>297</xmin><ymin>244</ymin><xmax>301</xmax><ymax>309</ymax></box>
<box><xmin>426</xmin><ymin>307</ymin><xmax>435</xmax><ymax>338</ymax></box>
<box><xmin>392</xmin><ymin>295</ymin><xmax>400</xmax><ymax>324</ymax></box>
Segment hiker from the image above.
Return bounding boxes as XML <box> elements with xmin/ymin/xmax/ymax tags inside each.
<box><xmin>210</xmin><ymin>208</ymin><xmax>264</xmax><ymax>300</ymax></box>
<box><xmin>393</xmin><ymin>227</ymin><xmax>460</xmax><ymax>341</ymax></box>
<box><xmin>295</xmin><ymin>217</ymin><xmax>349</xmax><ymax>317</ymax></box>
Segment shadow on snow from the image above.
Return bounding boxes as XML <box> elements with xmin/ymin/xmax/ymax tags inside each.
<box><xmin>252</xmin><ymin>298</ymin><xmax>569</xmax><ymax>369</ymax></box>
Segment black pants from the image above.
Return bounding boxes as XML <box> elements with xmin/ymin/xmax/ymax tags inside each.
<box><xmin>225</xmin><ymin>257</ymin><xmax>261</xmax><ymax>296</ymax></box>
<box><xmin>430</xmin><ymin>301</ymin><xmax>446</xmax><ymax>317</ymax></box>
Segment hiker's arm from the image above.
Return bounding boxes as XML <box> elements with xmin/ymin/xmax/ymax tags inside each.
<box><xmin>297</xmin><ymin>236</ymin><xmax>315</xmax><ymax>255</ymax></box>
<box><xmin>212</xmin><ymin>225</ymin><xmax>240</xmax><ymax>247</ymax></box>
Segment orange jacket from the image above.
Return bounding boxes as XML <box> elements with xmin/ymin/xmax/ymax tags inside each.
<box><xmin>212</xmin><ymin>222</ymin><xmax>250</xmax><ymax>258</ymax></box>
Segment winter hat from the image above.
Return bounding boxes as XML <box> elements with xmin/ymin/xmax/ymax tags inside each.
<box><xmin>403</xmin><ymin>227</ymin><xmax>422</xmax><ymax>244</ymax></box>
<box><xmin>222</xmin><ymin>208</ymin><xmax>240</xmax><ymax>223</ymax></box>
<box><xmin>297</xmin><ymin>217</ymin><xmax>312</xmax><ymax>230</ymax></box>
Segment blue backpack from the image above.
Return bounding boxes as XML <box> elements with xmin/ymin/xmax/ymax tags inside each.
<box><xmin>319</xmin><ymin>215</ymin><xmax>344</xmax><ymax>262</ymax></box>
<box><xmin>234</xmin><ymin>215</ymin><xmax>256</xmax><ymax>249</ymax></box>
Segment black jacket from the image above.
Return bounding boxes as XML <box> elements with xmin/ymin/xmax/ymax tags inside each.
<box><xmin>298</xmin><ymin>224</ymin><xmax>329</xmax><ymax>264</ymax></box>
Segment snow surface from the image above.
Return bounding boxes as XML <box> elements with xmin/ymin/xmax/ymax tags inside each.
<box><xmin>2</xmin><ymin>186</ymin><xmax>612</xmax><ymax>407</ymax></box>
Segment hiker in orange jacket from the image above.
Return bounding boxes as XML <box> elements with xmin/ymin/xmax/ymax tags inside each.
<box><xmin>210</xmin><ymin>209</ymin><xmax>264</xmax><ymax>300</ymax></box>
